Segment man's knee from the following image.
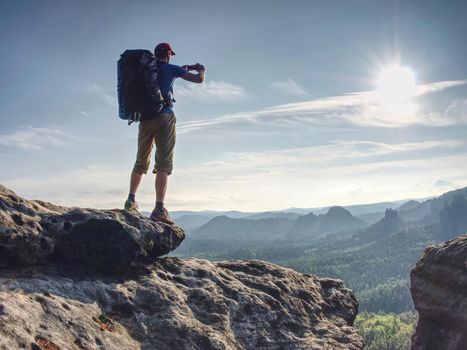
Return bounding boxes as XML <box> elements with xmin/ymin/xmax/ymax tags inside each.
<box><xmin>152</xmin><ymin>167</ymin><xmax>172</xmax><ymax>176</ymax></box>
<box><xmin>133</xmin><ymin>162</ymin><xmax>149</xmax><ymax>175</ymax></box>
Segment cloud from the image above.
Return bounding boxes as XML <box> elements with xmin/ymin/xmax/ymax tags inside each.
<box><xmin>4</xmin><ymin>163</ymin><xmax>196</xmax><ymax>211</ymax></box>
<box><xmin>100</xmin><ymin>93</ymin><xmax>118</xmax><ymax>107</ymax></box>
<box><xmin>444</xmin><ymin>99</ymin><xmax>467</xmax><ymax>123</ymax></box>
<box><xmin>175</xmin><ymin>139</ymin><xmax>465</xmax><ymax>177</ymax></box>
<box><xmin>435</xmin><ymin>179</ymin><xmax>453</xmax><ymax>187</ymax></box>
<box><xmin>176</xmin><ymin>80</ymin><xmax>247</xmax><ymax>102</ymax></box>
<box><xmin>83</xmin><ymin>83</ymin><xmax>118</xmax><ymax>108</ymax></box>
<box><xmin>178</xmin><ymin>79</ymin><xmax>467</xmax><ymax>133</ymax></box>
<box><xmin>85</xmin><ymin>80</ymin><xmax>246</xmax><ymax>109</ymax></box>
<box><xmin>270</xmin><ymin>79</ymin><xmax>311</xmax><ymax>98</ymax></box>
<box><xmin>3</xmin><ymin>164</ymin><xmax>130</xmax><ymax>209</ymax></box>
<box><xmin>168</xmin><ymin>141</ymin><xmax>467</xmax><ymax>210</ymax></box>
<box><xmin>416</xmin><ymin>80</ymin><xmax>467</xmax><ymax>95</ymax></box>
<box><xmin>0</xmin><ymin>126</ymin><xmax>79</xmax><ymax>151</ymax></box>
<box><xmin>4</xmin><ymin>140</ymin><xmax>467</xmax><ymax>211</ymax></box>
<box><xmin>84</xmin><ymin>83</ymin><xmax>106</xmax><ymax>94</ymax></box>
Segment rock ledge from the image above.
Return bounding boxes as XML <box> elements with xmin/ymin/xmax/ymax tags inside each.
<box><xmin>0</xmin><ymin>185</ymin><xmax>185</xmax><ymax>272</ymax></box>
<box><xmin>0</xmin><ymin>186</ymin><xmax>363</xmax><ymax>349</ymax></box>
<box><xmin>410</xmin><ymin>234</ymin><xmax>467</xmax><ymax>350</ymax></box>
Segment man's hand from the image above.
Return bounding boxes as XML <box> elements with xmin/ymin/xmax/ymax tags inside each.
<box><xmin>181</xmin><ymin>63</ymin><xmax>206</xmax><ymax>83</ymax></box>
<box><xmin>183</xmin><ymin>63</ymin><xmax>205</xmax><ymax>72</ymax></box>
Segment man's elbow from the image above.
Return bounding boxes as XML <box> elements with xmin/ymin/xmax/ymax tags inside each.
<box><xmin>197</xmin><ymin>70</ymin><xmax>206</xmax><ymax>83</ymax></box>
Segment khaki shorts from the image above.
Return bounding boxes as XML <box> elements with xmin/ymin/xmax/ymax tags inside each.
<box><xmin>133</xmin><ymin>112</ymin><xmax>176</xmax><ymax>175</ymax></box>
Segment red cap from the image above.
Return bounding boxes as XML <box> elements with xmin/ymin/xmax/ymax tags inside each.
<box><xmin>155</xmin><ymin>42</ymin><xmax>176</xmax><ymax>55</ymax></box>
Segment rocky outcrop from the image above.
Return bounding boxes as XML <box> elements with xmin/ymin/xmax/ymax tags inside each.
<box><xmin>354</xmin><ymin>208</ymin><xmax>403</xmax><ymax>242</ymax></box>
<box><xmin>0</xmin><ymin>185</ymin><xmax>364</xmax><ymax>349</ymax></box>
<box><xmin>410</xmin><ymin>234</ymin><xmax>467</xmax><ymax>350</ymax></box>
<box><xmin>0</xmin><ymin>258</ymin><xmax>363</xmax><ymax>350</ymax></box>
<box><xmin>289</xmin><ymin>207</ymin><xmax>366</xmax><ymax>239</ymax></box>
<box><xmin>0</xmin><ymin>185</ymin><xmax>185</xmax><ymax>272</ymax></box>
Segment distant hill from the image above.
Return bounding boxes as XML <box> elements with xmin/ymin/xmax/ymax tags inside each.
<box><xmin>427</xmin><ymin>187</ymin><xmax>467</xmax><ymax>220</ymax></box>
<box><xmin>397</xmin><ymin>187</ymin><xmax>467</xmax><ymax>224</ymax></box>
<box><xmin>171</xmin><ymin>211</ymin><xmax>255</xmax><ymax>231</ymax></box>
<box><xmin>353</xmin><ymin>209</ymin><xmax>404</xmax><ymax>243</ymax></box>
<box><xmin>343</xmin><ymin>200</ymin><xmax>407</xmax><ymax>216</ymax></box>
<box><xmin>289</xmin><ymin>206</ymin><xmax>367</xmax><ymax>238</ymax></box>
<box><xmin>174</xmin><ymin>186</ymin><xmax>467</xmax><ymax>313</ymax></box>
<box><xmin>397</xmin><ymin>200</ymin><xmax>420</xmax><ymax>211</ymax></box>
<box><xmin>353</xmin><ymin>199</ymin><xmax>426</xmax><ymax>225</ymax></box>
<box><xmin>171</xmin><ymin>210</ymin><xmax>252</xmax><ymax>220</ymax></box>
<box><xmin>173</xmin><ymin>214</ymin><xmax>216</xmax><ymax>231</ymax></box>
<box><xmin>355</xmin><ymin>212</ymin><xmax>386</xmax><ymax>225</ymax></box>
<box><xmin>397</xmin><ymin>200</ymin><xmax>432</xmax><ymax>223</ymax></box>
<box><xmin>169</xmin><ymin>196</ymin><xmax>432</xmax><ymax>224</ymax></box>
<box><xmin>439</xmin><ymin>194</ymin><xmax>467</xmax><ymax>237</ymax></box>
<box><xmin>194</xmin><ymin>215</ymin><xmax>295</xmax><ymax>241</ymax></box>
<box><xmin>244</xmin><ymin>211</ymin><xmax>302</xmax><ymax>220</ymax></box>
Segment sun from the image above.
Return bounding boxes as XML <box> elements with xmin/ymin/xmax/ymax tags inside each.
<box><xmin>375</xmin><ymin>65</ymin><xmax>417</xmax><ymax>116</ymax></box>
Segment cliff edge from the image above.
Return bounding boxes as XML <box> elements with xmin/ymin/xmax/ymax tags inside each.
<box><xmin>411</xmin><ymin>234</ymin><xmax>467</xmax><ymax>350</ymax></box>
<box><xmin>0</xmin><ymin>185</ymin><xmax>363</xmax><ymax>349</ymax></box>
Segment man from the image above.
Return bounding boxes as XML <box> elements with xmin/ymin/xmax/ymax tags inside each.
<box><xmin>124</xmin><ymin>42</ymin><xmax>205</xmax><ymax>224</ymax></box>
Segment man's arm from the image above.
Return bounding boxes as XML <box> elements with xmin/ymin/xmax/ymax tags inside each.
<box><xmin>181</xmin><ymin>65</ymin><xmax>205</xmax><ymax>83</ymax></box>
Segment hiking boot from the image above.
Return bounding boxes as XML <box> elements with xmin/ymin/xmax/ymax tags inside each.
<box><xmin>124</xmin><ymin>199</ymin><xmax>139</xmax><ymax>212</ymax></box>
<box><xmin>150</xmin><ymin>207</ymin><xmax>175</xmax><ymax>225</ymax></box>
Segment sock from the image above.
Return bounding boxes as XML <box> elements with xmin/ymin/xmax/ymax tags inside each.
<box><xmin>156</xmin><ymin>201</ymin><xmax>164</xmax><ymax>212</ymax></box>
<box><xmin>128</xmin><ymin>193</ymin><xmax>136</xmax><ymax>202</ymax></box>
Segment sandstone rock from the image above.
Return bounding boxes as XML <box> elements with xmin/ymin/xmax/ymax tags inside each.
<box><xmin>0</xmin><ymin>185</ymin><xmax>363</xmax><ymax>349</ymax></box>
<box><xmin>0</xmin><ymin>185</ymin><xmax>185</xmax><ymax>272</ymax></box>
<box><xmin>410</xmin><ymin>234</ymin><xmax>467</xmax><ymax>350</ymax></box>
<box><xmin>0</xmin><ymin>258</ymin><xmax>363</xmax><ymax>350</ymax></box>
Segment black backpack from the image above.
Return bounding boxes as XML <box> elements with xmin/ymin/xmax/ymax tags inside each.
<box><xmin>117</xmin><ymin>49</ymin><xmax>165</xmax><ymax>124</ymax></box>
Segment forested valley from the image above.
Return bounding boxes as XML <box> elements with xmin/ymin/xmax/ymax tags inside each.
<box><xmin>171</xmin><ymin>187</ymin><xmax>467</xmax><ymax>349</ymax></box>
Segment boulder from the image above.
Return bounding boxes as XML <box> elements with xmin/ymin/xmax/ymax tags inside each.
<box><xmin>0</xmin><ymin>258</ymin><xmax>363</xmax><ymax>350</ymax></box>
<box><xmin>0</xmin><ymin>185</ymin><xmax>363</xmax><ymax>349</ymax></box>
<box><xmin>0</xmin><ymin>185</ymin><xmax>185</xmax><ymax>272</ymax></box>
<box><xmin>410</xmin><ymin>234</ymin><xmax>467</xmax><ymax>350</ymax></box>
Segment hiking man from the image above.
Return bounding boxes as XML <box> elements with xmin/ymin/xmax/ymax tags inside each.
<box><xmin>124</xmin><ymin>42</ymin><xmax>205</xmax><ymax>224</ymax></box>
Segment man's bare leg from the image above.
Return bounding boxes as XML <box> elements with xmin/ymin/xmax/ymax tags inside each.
<box><xmin>151</xmin><ymin>171</ymin><xmax>174</xmax><ymax>224</ymax></box>
<box><xmin>155</xmin><ymin>171</ymin><xmax>168</xmax><ymax>203</ymax></box>
<box><xmin>124</xmin><ymin>170</ymin><xmax>143</xmax><ymax>211</ymax></box>
<box><xmin>129</xmin><ymin>171</ymin><xmax>143</xmax><ymax>195</ymax></box>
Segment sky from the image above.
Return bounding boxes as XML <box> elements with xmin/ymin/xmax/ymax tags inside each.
<box><xmin>1</xmin><ymin>0</ymin><xmax>467</xmax><ymax>212</ymax></box>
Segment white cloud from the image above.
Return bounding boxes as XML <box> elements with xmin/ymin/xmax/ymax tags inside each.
<box><xmin>0</xmin><ymin>126</ymin><xmax>79</xmax><ymax>151</ymax></box>
<box><xmin>270</xmin><ymin>79</ymin><xmax>311</xmax><ymax>98</ymax></box>
<box><xmin>83</xmin><ymin>83</ymin><xmax>118</xmax><ymax>108</ymax></box>
<box><xmin>444</xmin><ymin>99</ymin><xmax>467</xmax><ymax>123</ymax></box>
<box><xmin>175</xmin><ymin>139</ymin><xmax>465</xmax><ymax>178</ymax></box>
<box><xmin>3</xmin><ymin>164</ymin><xmax>130</xmax><ymax>209</ymax></box>
<box><xmin>100</xmin><ymin>93</ymin><xmax>118</xmax><ymax>107</ymax></box>
<box><xmin>4</xmin><ymin>140</ymin><xmax>466</xmax><ymax>211</ymax></box>
<box><xmin>176</xmin><ymin>80</ymin><xmax>247</xmax><ymax>102</ymax></box>
<box><xmin>435</xmin><ymin>179</ymin><xmax>453</xmax><ymax>188</ymax></box>
<box><xmin>84</xmin><ymin>83</ymin><xmax>106</xmax><ymax>94</ymax></box>
<box><xmin>178</xmin><ymin>79</ymin><xmax>467</xmax><ymax>132</ymax></box>
<box><xmin>416</xmin><ymin>80</ymin><xmax>467</xmax><ymax>95</ymax></box>
<box><xmin>168</xmin><ymin>144</ymin><xmax>467</xmax><ymax>210</ymax></box>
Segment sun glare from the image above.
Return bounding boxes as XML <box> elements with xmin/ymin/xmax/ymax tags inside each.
<box><xmin>375</xmin><ymin>65</ymin><xmax>417</xmax><ymax>116</ymax></box>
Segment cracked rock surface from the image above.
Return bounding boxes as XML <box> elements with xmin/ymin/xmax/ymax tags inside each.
<box><xmin>0</xmin><ymin>185</ymin><xmax>185</xmax><ymax>272</ymax></box>
<box><xmin>0</xmin><ymin>185</ymin><xmax>363</xmax><ymax>349</ymax></box>
<box><xmin>1</xmin><ymin>259</ymin><xmax>363</xmax><ymax>350</ymax></box>
<box><xmin>410</xmin><ymin>234</ymin><xmax>467</xmax><ymax>350</ymax></box>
